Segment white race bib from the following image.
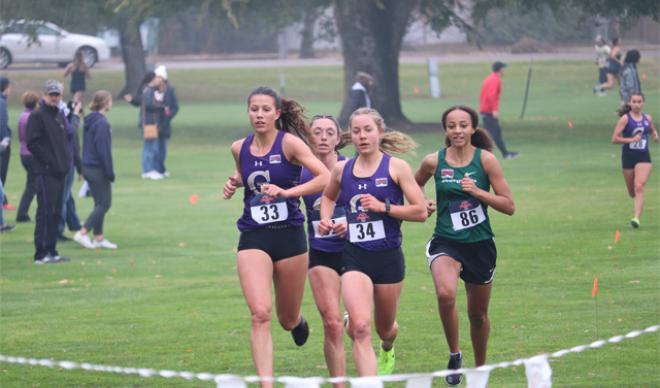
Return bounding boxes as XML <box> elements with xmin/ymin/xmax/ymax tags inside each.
<box><xmin>250</xmin><ymin>194</ymin><xmax>288</xmax><ymax>224</ymax></box>
<box><xmin>449</xmin><ymin>198</ymin><xmax>486</xmax><ymax>231</ymax></box>
<box><xmin>313</xmin><ymin>216</ymin><xmax>347</xmax><ymax>238</ymax></box>
<box><xmin>347</xmin><ymin>211</ymin><xmax>386</xmax><ymax>242</ymax></box>
<box><xmin>630</xmin><ymin>138</ymin><xmax>647</xmax><ymax>150</ymax></box>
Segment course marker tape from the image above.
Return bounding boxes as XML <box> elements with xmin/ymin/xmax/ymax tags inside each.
<box><xmin>0</xmin><ymin>324</ymin><xmax>657</xmax><ymax>386</ymax></box>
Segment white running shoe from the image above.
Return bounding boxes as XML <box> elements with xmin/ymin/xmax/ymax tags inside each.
<box><xmin>147</xmin><ymin>171</ymin><xmax>164</xmax><ymax>180</ymax></box>
<box><xmin>73</xmin><ymin>231</ymin><xmax>95</xmax><ymax>249</ymax></box>
<box><xmin>93</xmin><ymin>239</ymin><xmax>118</xmax><ymax>249</ymax></box>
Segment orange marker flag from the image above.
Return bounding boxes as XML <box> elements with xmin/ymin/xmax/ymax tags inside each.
<box><xmin>615</xmin><ymin>230</ymin><xmax>621</xmax><ymax>243</ymax></box>
<box><xmin>591</xmin><ymin>277</ymin><xmax>599</xmax><ymax>298</ymax></box>
<box><xmin>567</xmin><ymin>121</ymin><xmax>574</xmax><ymax>129</ymax></box>
<box><xmin>189</xmin><ymin>194</ymin><xmax>199</xmax><ymax>205</ymax></box>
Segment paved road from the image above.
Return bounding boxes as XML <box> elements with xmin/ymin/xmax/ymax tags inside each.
<box><xmin>4</xmin><ymin>45</ymin><xmax>658</xmax><ymax>72</ymax></box>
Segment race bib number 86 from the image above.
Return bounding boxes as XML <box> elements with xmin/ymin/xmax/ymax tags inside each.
<box><xmin>449</xmin><ymin>198</ymin><xmax>486</xmax><ymax>231</ymax></box>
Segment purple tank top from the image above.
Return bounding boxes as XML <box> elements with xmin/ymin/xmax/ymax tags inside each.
<box><xmin>623</xmin><ymin>113</ymin><xmax>650</xmax><ymax>152</ymax></box>
<box><xmin>338</xmin><ymin>153</ymin><xmax>403</xmax><ymax>251</ymax></box>
<box><xmin>237</xmin><ymin>130</ymin><xmax>304</xmax><ymax>232</ymax></box>
<box><xmin>301</xmin><ymin>155</ymin><xmax>346</xmax><ymax>252</ymax></box>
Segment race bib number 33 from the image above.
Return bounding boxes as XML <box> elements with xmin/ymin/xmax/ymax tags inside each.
<box><xmin>250</xmin><ymin>194</ymin><xmax>288</xmax><ymax>224</ymax></box>
<box><xmin>449</xmin><ymin>198</ymin><xmax>486</xmax><ymax>231</ymax></box>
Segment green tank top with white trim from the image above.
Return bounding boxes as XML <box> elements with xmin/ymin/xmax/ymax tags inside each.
<box><xmin>433</xmin><ymin>148</ymin><xmax>494</xmax><ymax>243</ymax></box>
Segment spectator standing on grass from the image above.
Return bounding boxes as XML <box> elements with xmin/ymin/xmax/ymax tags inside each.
<box><xmin>318</xmin><ymin>108</ymin><xmax>427</xmax><ymax>376</ymax></box>
<box><xmin>152</xmin><ymin>65</ymin><xmax>179</xmax><ymax>177</ymax></box>
<box><xmin>57</xmin><ymin>99</ymin><xmax>83</xmax><ymax>240</ymax></box>
<box><xmin>0</xmin><ymin>76</ymin><xmax>15</xmax><ymax>210</ymax></box>
<box><xmin>339</xmin><ymin>71</ymin><xmax>374</xmax><ymax>128</ymax></box>
<box><xmin>140</xmin><ymin>69</ymin><xmax>166</xmax><ymax>180</ymax></box>
<box><xmin>222</xmin><ymin>86</ymin><xmax>329</xmax><ymax>388</ymax></box>
<box><xmin>611</xmin><ymin>92</ymin><xmax>658</xmax><ymax>229</ymax></box>
<box><xmin>63</xmin><ymin>52</ymin><xmax>90</xmax><ymax>104</ymax></box>
<box><xmin>619</xmin><ymin>49</ymin><xmax>642</xmax><ymax>105</ymax></box>
<box><xmin>26</xmin><ymin>80</ymin><xmax>71</xmax><ymax>264</ymax></box>
<box><xmin>414</xmin><ymin>105</ymin><xmax>515</xmax><ymax>386</ymax></box>
<box><xmin>479</xmin><ymin>61</ymin><xmax>518</xmax><ymax>160</ymax></box>
<box><xmin>73</xmin><ymin>90</ymin><xmax>117</xmax><ymax>250</ymax></box>
<box><xmin>594</xmin><ymin>36</ymin><xmax>611</xmax><ymax>96</ymax></box>
<box><xmin>16</xmin><ymin>91</ymin><xmax>40</xmax><ymax>222</ymax></box>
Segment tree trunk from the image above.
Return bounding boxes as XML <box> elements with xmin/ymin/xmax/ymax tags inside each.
<box><xmin>116</xmin><ymin>14</ymin><xmax>147</xmax><ymax>98</ymax></box>
<box><xmin>335</xmin><ymin>0</ymin><xmax>417</xmax><ymax>130</ymax></box>
<box><xmin>299</xmin><ymin>7</ymin><xmax>320</xmax><ymax>58</ymax></box>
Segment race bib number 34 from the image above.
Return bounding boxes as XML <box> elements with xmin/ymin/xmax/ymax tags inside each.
<box><xmin>250</xmin><ymin>194</ymin><xmax>288</xmax><ymax>224</ymax></box>
<box><xmin>449</xmin><ymin>198</ymin><xmax>486</xmax><ymax>231</ymax></box>
<box><xmin>348</xmin><ymin>212</ymin><xmax>385</xmax><ymax>242</ymax></box>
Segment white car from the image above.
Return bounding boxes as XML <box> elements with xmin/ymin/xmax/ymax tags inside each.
<box><xmin>0</xmin><ymin>20</ymin><xmax>110</xmax><ymax>69</ymax></box>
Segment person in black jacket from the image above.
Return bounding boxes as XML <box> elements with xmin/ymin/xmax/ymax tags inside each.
<box><xmin>73</xmin><ymin>90</ymin><xmax>117</xmax><ymax>249</ymax></box>
<box><xmin>26</xmin><ymin>80</ymin><xmax>71</xmax><ymax>264</ymax></box>
<box><xmin>339</xmin><ymin>71</ymin><xmax>374</xmax><ymax>127</ymax></box>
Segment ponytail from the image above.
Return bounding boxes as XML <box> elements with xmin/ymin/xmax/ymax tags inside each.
<box><xmin>381</xmin><ymin>131</ymin><xmax>418</xmax><ymax>154</ymax></box>
<box><xmin>247</xmin><ymin>86</ymin><xmax>309</xmax><ymax>142</ymax></box>
<box><xmin>279</xmin><ymin>97</ymin><xmax>308</xmax><ymax>141</ymax></box>
<box><xmin>617</xmin><ymin>103</ymin><xmax>632</xmax><ymax>117</ymax></box>
<box><xmin>348</xmin><ymin>107</ymin><xmax>417</xmax><ymax>155</ymax></box>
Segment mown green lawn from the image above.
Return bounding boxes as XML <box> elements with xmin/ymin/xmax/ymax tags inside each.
<box><xmin>0</xmin><ymin>58</ymin><xmax>658</xmax><ymax>387</ymax></box>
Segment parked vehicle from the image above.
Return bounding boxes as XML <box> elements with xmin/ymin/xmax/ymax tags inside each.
<box><xmin>0</xmin><ymin>20</ymin><xmax>110</xmax><ymax>69</ymax></box>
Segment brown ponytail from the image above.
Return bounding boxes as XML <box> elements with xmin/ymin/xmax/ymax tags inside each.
<box><xmin>348</xmin><ymin>108</ymin><xmax>417</xmax><ymax>154</ymax></box>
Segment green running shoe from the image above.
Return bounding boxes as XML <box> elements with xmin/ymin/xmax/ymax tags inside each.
<box><xmin>630</xmin><ymin>217</ymin><xmax>640</xmax><ymax>228</ymax></box>
<box><xmin>377</xmin><ymin>345</ymin><xmax>395</xmax><ymax>375</ymax></box>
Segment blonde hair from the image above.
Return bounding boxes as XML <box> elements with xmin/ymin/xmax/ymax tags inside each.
<box><xmin>348</xmin><ymin>108</ymin><xmax>417</xmax><ymax>154</ymax></box>
<box><xmin>88</xmin><ymin>90</ymin><xmax>112</xmax><ymax>112</ymax></box>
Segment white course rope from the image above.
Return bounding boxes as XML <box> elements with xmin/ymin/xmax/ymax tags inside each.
<box><xmin>1</xmin><ymin>324</ymin><xmax>657</xmax><ymax>386</ymax></box>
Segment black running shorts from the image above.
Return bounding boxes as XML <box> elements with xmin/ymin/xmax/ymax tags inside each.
<box><xmin>309</xmin><ymin>248</ymin><xmax>345</xmax><ymax>275</ymax></box>
<box><xmin>622</xmin><ymin>149</ymin><xmax>651</xmax><ymax>170</ymax></box>
<box><xmin>238</xmin><ymin>225</ymin><xmax>307</xmax><ymax>262</ymax></box>
<box><xmin>342</xmin><ymin>242</ymin><xmax>405</xmax><ymax>284</ymax></box>
<box><xmin>426</xmin><ymin>236</ymin><xmax>497</xmax><ymax>285</ymax></box>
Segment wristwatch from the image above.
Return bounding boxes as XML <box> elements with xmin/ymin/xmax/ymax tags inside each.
<box><xmin>384</xmin><ymin>198</ymin><xmax>391</xmax><ymax>214</ymax></box>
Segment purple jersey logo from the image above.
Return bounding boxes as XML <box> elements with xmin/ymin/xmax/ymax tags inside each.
<box><xmin>269</xmin><ymin>154</ymin><xmax>282</xmax><ymax>164</ymax></box>
<box><xmin>375</xmin><ymin>177</ymin><xmax>388</xmax><ymax>187</ymax></box>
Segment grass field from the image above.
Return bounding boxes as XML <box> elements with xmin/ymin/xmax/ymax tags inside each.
<box><xmin>0</xmin><ymin>58</ymin><xmax>659</xmax><ymax>387</ymax></box>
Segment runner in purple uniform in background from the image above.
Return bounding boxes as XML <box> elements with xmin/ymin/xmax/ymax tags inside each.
<box><xmin>300</xmin><ymin>115</ymin><xmax>347</xmax><ymax>387</ymax></box>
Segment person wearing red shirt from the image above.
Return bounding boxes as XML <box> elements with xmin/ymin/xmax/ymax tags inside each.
<box><xmin>479</xmin><ymin>61</ymin><xmax>518</xmax><ymax>160</ymax></box>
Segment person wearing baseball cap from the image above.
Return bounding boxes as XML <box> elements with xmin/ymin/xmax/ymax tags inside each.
<box><xmin>25</xmin><ymin>79</ymin><xmax>72</xmax><ymax>263</ymax></box>
<box><xmin>479</xmin><ymin>61</ymin><xmax>519</xmax><ymax>160</ymax></box>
